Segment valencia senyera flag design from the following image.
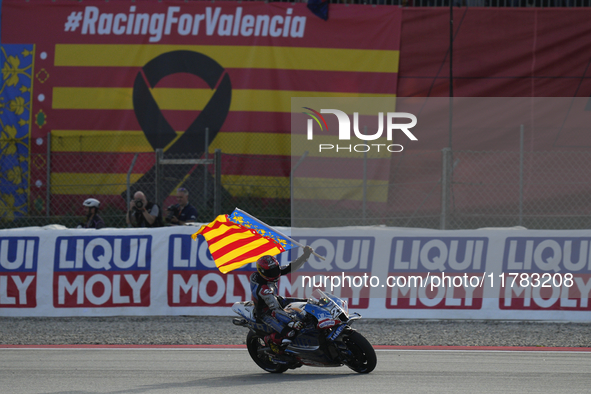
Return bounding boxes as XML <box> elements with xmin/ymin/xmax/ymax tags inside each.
<box><xmin>192</xmin><ymin>214</ymin><xmax>289</xmax><ymax>274</ymax></box>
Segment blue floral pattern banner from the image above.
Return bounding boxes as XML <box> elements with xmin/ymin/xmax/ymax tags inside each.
<box><xmin>0</xmin><ymin>44</ymin><xmax>33</xmax><ymax>221</ymax></box>
<box><xmin>228</xmin><ymin>208</ymin><xmax>298</xmax><ymax>251</ymax></box>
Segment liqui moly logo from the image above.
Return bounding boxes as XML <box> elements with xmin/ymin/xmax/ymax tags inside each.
<box><xmin>0</xmin><ymin>237</ymin><xmax>39</xmax><ymax>308</ymax></box>
<box><xmin>53</xmin><ymin>236</ymin><xmax>151</xmax><ymax>308</ymax></box>
<box><xmin>168</xmin><ymin>234</ymin><xmax>254</xmax><ymax>307</ymax></box>
<box><xmin>303</xmin><ymin>107</ymin><xmax>418</xmax><ymax>153</ymax></box>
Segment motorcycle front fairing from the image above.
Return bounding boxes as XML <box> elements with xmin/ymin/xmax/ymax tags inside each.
<box><xmin>284</xmin><ymin>330</ymin><xmax>343</xmax><ymax>367</ymax></box>
<box><xmin>281</xmin><ymin>290</ymin><xmax>361</xmax><ymax>366</ymax></box>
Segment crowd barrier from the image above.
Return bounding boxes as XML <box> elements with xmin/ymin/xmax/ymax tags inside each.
<box><xmin>1</xmin><ymin>224</ymin><xmax>590</xmax><ymax>321</ymax></box>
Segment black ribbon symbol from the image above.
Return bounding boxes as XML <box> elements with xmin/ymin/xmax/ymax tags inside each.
<box><xmin>126</xmin><ymin>50</ymin><xmax>232</xmax><ymax>204</ymax></box>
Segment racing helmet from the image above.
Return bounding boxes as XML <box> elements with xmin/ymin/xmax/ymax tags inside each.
<box><xmin>83</xmin><ymin>198</ymin><xmax>100</xmax><ymax>208</ymax></box>
<box><xmin>256</xmin><ymin>255</ymin><xmax>281</xmax><ymax>281</ymax></box>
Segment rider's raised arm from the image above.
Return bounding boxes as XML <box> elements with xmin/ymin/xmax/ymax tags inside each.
<box><xmin>280</xmin><ymin>246</ymin><xmax>313</xmax><ymax>275</ymax></box>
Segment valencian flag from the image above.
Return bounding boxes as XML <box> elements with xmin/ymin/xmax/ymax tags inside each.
<box><xmin>192</xmin><ymin>212</ymin><xmax>296</xmax><ymax>274</ymax></box>
<box><xmin>0</xmin><ymin>44</ymin><xmax>33</xmax><ymax>221</ymax></box>
<box><xmin>228</xmin><ymin>208</ymin><xmax>298</xmax><ymax>251</ymax></box>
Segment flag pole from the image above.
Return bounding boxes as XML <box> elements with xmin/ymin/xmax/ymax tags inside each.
<box><xmin>235</xmin><ymin>208</ymin><xmax>326</xmax><ymax>261</ymax></box>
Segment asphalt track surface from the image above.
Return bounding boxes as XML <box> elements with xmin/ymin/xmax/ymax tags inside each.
<box><xmin>2</xmin><ymin>346</ymin><xmax>591</xmax><ymax>394</ymax></box>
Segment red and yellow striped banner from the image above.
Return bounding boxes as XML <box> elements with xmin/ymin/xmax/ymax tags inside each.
<box><xmin>192</xmin><ymin>214</ymin><xmax>285</xmax><ymax>273</ymax></box>
<box><xmin>2</xmin><ymin>1</ymin><xmax>402</xmax><ymax>212</ymax></box>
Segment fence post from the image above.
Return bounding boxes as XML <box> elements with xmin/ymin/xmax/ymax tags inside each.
<box><xmin>46</xmin><ymin>132</ymin><xmax>51</xmax><ymax>217</ymax></box>
<box><xmin>126</xmin><ymin>153</ymin><xmax>139</xmax><ymax>206</ymax></box>
<box><xmin>290</xmin><ymin>151</ymin><xmax>309</xmax><ymax>223</ymax></box>
<box><xmin>363</xmin><ymin>150</ymin><xmax>367</xmax><ymax>225</ymax></box>
<box><xmin>214</xmin><ymin>149</ymin><xmax>222</xmax><ymax>217</ymax></box>
<box><xmin>155</xmin><ymin>149</ymin><xmax>163</xmax><ymax>206</ymax></box>
<box><xmin>519</xmin><ymin>124</ymin><xmax>524</xmax><ymax>227</ymax></box>
<box><xmin>362</xmin><ymin>125</ymin><xmax>368</xmax><ymax>225</ymax></box>
<box><xmin>440</xmin><ymin>148</ymin><xmax>452</xmax><ymax>230</ymax></box>
<box><xmin>204</xmin><ymin>127</ymin><xmax>209</xmax><ymax>213</ymax></box>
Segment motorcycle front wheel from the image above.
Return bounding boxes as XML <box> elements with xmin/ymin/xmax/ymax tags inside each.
<box><xmin>246</xmin><ymin>331</ymin><xmax>289</xmax><ymax>374</ymax></box>
<box><xmin>342</xmin><ymin>331</ymin><xmax>377</xmax><ymax>374</ymax></box>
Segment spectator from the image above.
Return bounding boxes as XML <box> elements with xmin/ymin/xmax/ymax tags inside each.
<box><xmin>81</xmin><ymin>198</ymin><xmax>105</xmax><ymax>229</ymax></box>
<box><xmin>126</xmin><ymin>191</ymin><xmax>163</xmax><ymax>228</ymax></box>
<box><xmin>167</xmin><ymin>187</ymin><xmax>199</xmax><ymax>225</ymax></box>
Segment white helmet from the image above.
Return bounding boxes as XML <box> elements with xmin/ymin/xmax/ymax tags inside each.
<box><xmin>83</xmin><ymin>198</ymin><xmax>100</xmax><ymax>208</ymax></box>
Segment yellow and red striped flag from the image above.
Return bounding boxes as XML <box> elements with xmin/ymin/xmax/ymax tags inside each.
<box><xmin>192</xmin><ymin>215</ymin><xmax>287</xmax><ymax>274</ymax></box>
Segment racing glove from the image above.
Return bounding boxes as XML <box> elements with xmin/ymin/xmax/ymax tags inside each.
<box><xmin>302</xmin><ymin>245</ymin><xmax>313</xmax><ymax>259</ymax></box>
<box><xmin>288</xmin><ymin>321</ymin><xmax>304</xmax><ymax>330</ymax></box>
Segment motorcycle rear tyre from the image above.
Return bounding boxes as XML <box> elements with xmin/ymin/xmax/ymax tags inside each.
<box><xmin>246</xmin><ymin>331</ymin><xmax>289</xmax><ymax>374</ymax></box>
<box><xmin>343</xmin><ymin>331</ymin><xmax>377</xmax><ymax>374</ymax></box>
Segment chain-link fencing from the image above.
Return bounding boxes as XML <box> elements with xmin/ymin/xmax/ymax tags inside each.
<box><xmin>216</xmin><ymin>0</ymin><xmax>591</xmax><ymax>7</ymax></box>
<box><xmin>446</xmin><ymin>150</ymin><xmax>591</xmax><ymax>230</ymax></box>
<box><xmin>3</xmin><ymin>127</ymin><xmax>591</xmax><ymax>229</ymax></box>
<box><xmin>292</xmin><ymin>148</ymin><xmax>591</xmax><ymax>229</ymax></box>
<box><xmin>28</xmin><ymin>148</ymin><xmax>160</xmax><ymax>229</ymax></box>
<box><xmin>2</xmin><ymin>131</ymin><xmax>294</xmax><ymax>229</ymax></box>
<box><xmin>291</xmin><ymin>150</ymin><xmax>443</xmax><ymax>229</ymax></box>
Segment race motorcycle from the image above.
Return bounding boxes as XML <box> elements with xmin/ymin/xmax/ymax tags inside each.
<box><xmin>232</xmin><ymin>289</ymin><xmax>377</xmax><ymax>374</ymax></box>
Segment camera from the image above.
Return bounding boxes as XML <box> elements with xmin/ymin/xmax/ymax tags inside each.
<box><xmin>166</xmin><ymin>204</ymin><xmax>180</xmax><ymax>222</ymax></box>
<box><xmin>134</xmin><ymin>200</ymin><xmax>144</xmax><ymax>209</ymax></box>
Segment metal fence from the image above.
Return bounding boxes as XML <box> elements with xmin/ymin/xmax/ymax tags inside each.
<box><xmin>4</xmin><ymin>137</ymin><xmax>591</xmax><ymax>229</ymax></box>
<box><xmin>223</xmin><ymin>0</ymin><xmax>591</xmax><ymax>7</ymax></box>
<box><xmin>346</xmin><ymin>0</ymin><xmax>591</xmax><ymax>6</ymax></box>
<box><xmin>21</xmin><ymin>149</ymin><xmax>223</xmax><ymax>229</ymax></box>
<box><xmin>3</xmin><ymin>130</ymin><xmax>295</xmax><ymax>229</ymax></box>
<box><xmin>204</xmin><ymin>0</ymin><xmax>591</xmax><ymax>6</ymax></box>
<box><xmin>443</xmin><ymin>149</ymin><xmax>591</xmax><ymax>230</ymax></box>
<box><xmin>292</xmin><ymin>148</ymin><xmax>591</xmax><ymax>229</ymax></box>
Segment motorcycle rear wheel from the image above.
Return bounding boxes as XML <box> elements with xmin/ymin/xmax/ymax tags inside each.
<box><xmin>342</xmin><ymin>331</ymin><xmax>377</xmax><ymax>374</ymax></box>
<box><xmin>246</xmin><ymin>331</ymin><xmax>289</xmax><ymax>374</ymax></box>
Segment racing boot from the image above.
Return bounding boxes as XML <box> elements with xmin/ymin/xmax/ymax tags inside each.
<box><xmin>265</xmin><ymin>321</ymin><xmax>303</xmax><ymax>352</ymax></box>
<box><xmin>264</xmin><ymin>330</ymin><xmax>295</xmax><ymax>353</ymax></box>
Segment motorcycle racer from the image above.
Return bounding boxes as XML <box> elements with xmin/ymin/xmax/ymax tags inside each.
<box><xmin>250</xmin><ymin>246</ymin><xmax>313</xmax><ymax>350</ymax></box>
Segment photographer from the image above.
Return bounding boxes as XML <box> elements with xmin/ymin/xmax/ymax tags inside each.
<box><xmin>167</xmin><ymin>187</ymin><xmax>198</xmax><ymax>226</ymax></box>
<box><xmin>126</xmin><ymin>191</ymin><xmax>163</xmax><ymax>228</ymax></box>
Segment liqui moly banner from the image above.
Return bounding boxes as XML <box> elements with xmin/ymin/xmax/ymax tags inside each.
<box><xmin>1</xmin><ymin>225</ymin><xmax>591</xmax><ymax>321</ymax></box>
<box><xmin>385</xmin><ymin>237</ymin><xmax>488</xmax><ymax>311</ymax></box>
<box><xmin>499</xmin><ymin>237</ymin><xmax>591</xmax><ymax>312</ymax></box>
<box><xmin>0</xmin><ymin>237</ymin><xmax>39</xmax><ymax>308</ymax></box>
<box><xmin>167</xmin><ymin>233</ymin><xmax>255</xmax><ymax>308</ymax></box>
<box><xmin>54</xmin><ymin>235</ymin><xmax>152</xmax><ymax>308</ymax></box>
